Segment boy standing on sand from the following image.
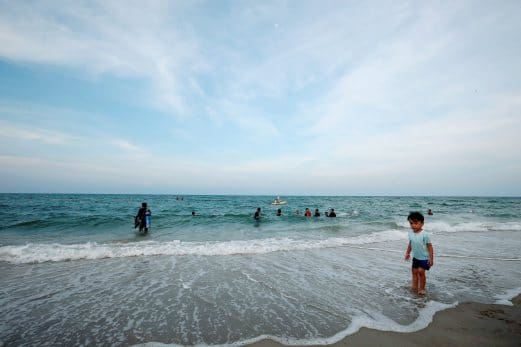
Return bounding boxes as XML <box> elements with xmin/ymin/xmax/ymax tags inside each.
<box><xmin>404</xmin><ymin>211</ymin><xmax>434</xmax><ymax>295</ymax></box>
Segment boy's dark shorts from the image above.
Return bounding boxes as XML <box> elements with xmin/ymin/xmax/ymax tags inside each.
<box><xmin>412</xmin><ymin>257</ymin><xmax>430</xmax><ymax>270</ymax></box>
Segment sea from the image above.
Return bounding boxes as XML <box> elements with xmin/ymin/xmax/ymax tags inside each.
<box><xmin>1</xmin><ymin>194</ymin><xmax>520</xmax><ymax>346</ymax></box>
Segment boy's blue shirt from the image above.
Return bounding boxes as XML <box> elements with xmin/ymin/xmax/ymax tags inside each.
<box><xmin>408</xmin><ymin>229</ymin><xmax>431</xmax><ymax>260</ymax></box>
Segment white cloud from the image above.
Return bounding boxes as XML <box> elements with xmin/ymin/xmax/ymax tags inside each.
<box><xmin>110</xmin><ymin>139</ymin><xmax>148</xmax><ymax>157</ymax></box>
<box><xmin>0</xmin><ymin>1</ymin><xmax>204</xmax><ymax>115</ymax></box>
<box><xmin>301</xmin><ymin>92</ymin><xmax>521</xmax><ymax>190</ymax></box>
<box><xmin>0</xmin><ymin>121</ymin><xmax>75</xmax><ymax>144</ymax></box>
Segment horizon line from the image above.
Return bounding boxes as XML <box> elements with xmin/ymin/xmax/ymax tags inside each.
<box><xmin>1</xmin><ymin>192</ymin><xmax>520</xmax><ymax>198</ymax></box>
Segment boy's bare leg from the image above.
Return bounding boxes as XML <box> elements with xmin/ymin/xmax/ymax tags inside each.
<box><xmin>418</xmin><ymin>268</ymin><xmax>426</xmax><ymax>295</ymax></box>
<box><xmin>411</xmin><ymin>268</ymin><xmax>418</xmax><ymax>292</ymax></box>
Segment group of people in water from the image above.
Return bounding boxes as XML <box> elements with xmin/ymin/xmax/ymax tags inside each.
<box><xmin>137</xmin><ymin>201</ymin><xmax>434</xmax><ymax>230</ymax></box>
<box><xmin>136</xmin><ymin>202</ymin><xmax>339</xmax><ymax>228</ymax></box>
<box><xmin>255</xmin><ymin>207</ymin><xmax>336</xmax><ymax>220</ymax></box>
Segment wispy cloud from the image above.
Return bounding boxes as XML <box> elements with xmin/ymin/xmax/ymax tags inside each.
<box><xmin>0</xmin><ymin>121</ymin><xmax>75</xmax><ymax>144</ymax></box>
<box><xmin>110</xmin><ymin>138</ymin><xmax>148</xmax><ymax>157</ymax></box>
<box><xmin>0</xmin><ymin>1</ymin><xmax>204</xmax><ymax>115</ymax></box>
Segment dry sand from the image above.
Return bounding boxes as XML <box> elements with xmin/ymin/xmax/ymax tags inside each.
<box><xmin>248</xmin><ymin>295</ymin><xmax>521</xmax><ymax>347</ymax></box>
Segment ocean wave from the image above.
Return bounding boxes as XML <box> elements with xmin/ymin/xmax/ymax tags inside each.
<box><xmin>5</xmin><ymin>215</ymin><xmax>129</xmax><ymax>229</ymax></box>
<box><xmin>7</xmin><ymin>219</ymin><xmax>53</xmax><ymax>228</ymax></box>
<box><xmin>396</xmin><ymin>220</ymin><xmax>521</xmax><ymax>233</ymax></box>
<box><xmin>0</xmin><ymin>229</ymin><xmax>407</xmax><ymax>264</ymax></box>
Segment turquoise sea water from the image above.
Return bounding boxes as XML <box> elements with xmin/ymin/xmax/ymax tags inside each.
<box><xmin>1</xmin><ymin>194</ymin><xmax>521</xmax><ymax>346</ymax></box>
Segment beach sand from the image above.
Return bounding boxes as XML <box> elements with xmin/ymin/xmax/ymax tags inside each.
<box><xmin>248</xmin><ymin>295</ymin><xmax>521</xmax><ymax>347</ymax></box>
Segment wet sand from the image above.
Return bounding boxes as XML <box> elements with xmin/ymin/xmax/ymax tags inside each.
<box><xmin>248</xmin><ymin>295</ymin><xmax>521</xmax><ymax>347</ymax></box>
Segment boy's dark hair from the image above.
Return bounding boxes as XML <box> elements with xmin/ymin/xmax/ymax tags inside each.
<box><xmin>407</xmin><ymin>211</ymin><xmax>424</xmax><ymax>223</ymax></box>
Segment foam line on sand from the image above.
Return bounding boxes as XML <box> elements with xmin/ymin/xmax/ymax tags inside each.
<box><xmin>247</xmin><ymin>295</ymin><xmax>521</xmax><ymax>347</ymax></box>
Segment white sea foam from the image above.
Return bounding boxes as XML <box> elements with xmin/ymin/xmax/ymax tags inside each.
<box><xmin>494</xmin><ymin>287</ymin><xmax>521</xmax><ymax>306</ymax></box>
<box><xmin>282</xmin><ymin>300</ymin><xmax>456</xmax><ymax>346</ymax></box>
<box><xmin>133</xmin><ymin>301</ymin><xmax>457</xmax><ymax>347</ymax></box>
<box><xmin>397</xmin><ymin>220</ymin><xmax>521</xmax><ymax>233</ymax></box>
<box><xmin>0</xmin><ymin>230</ymin><xmax>407</xmax><ymax>264</ymax></box>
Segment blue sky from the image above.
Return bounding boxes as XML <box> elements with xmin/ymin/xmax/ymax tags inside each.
<box><xmin>0</xmin><ymin>1</ymin><xmax>520</xmax><ymax>195</ymax></box>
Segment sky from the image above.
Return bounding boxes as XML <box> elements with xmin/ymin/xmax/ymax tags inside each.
<box><xmin>0</xmin><ymin>0</ymin><xmax>520</xmax><ymax>196</ymax></box>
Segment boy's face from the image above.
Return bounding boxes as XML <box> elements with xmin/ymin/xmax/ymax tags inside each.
<box><xmin>408</xmin><ymin>219</ymin><xmax>424</xmax><ymax>232</ymax></box>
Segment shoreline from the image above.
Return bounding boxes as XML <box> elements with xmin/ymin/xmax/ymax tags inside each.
<box><xmin>247</xmin><ymin>295</ymin><xmax>521</xmax><ymax>347</ymax></box>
